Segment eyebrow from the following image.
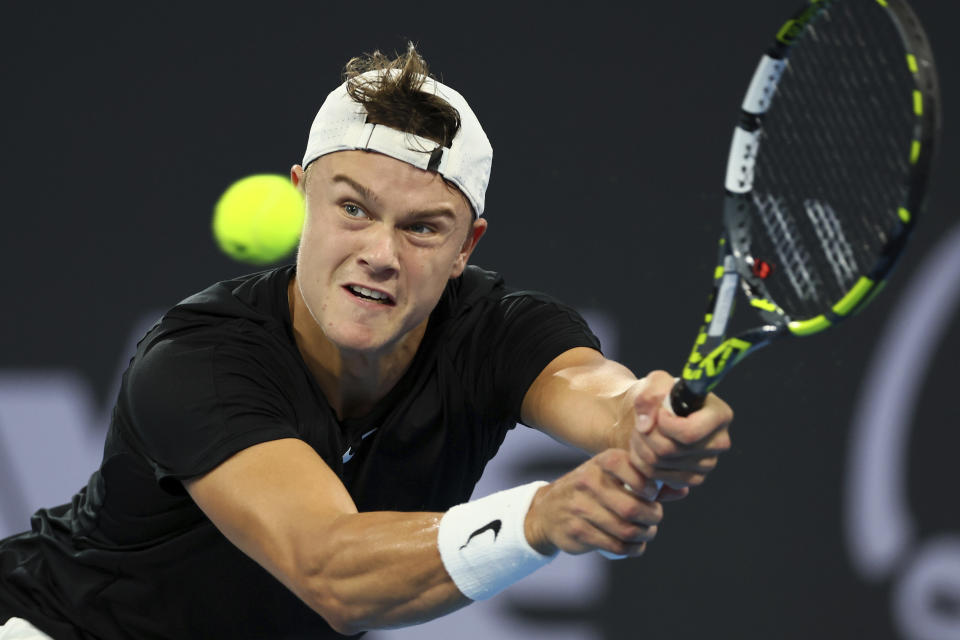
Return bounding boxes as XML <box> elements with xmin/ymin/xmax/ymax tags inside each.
<box><xmin>331</xmin><ymin>174</ymin><xmax>381</xmax><ymax>204</ymax></box>
<box><xmin>330</xmin><ymin>173</ymin><xmax>458</xmax><ymax>222</ymax></box>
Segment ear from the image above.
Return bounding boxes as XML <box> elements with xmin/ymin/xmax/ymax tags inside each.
<box><xmin>450</xmin><ymin>217</ymin><xmax>488</xmax><ymax>278</ymax></box>
<box><xmin>290</xmin><ymin>164</ymin><xmax>305</xmax><ymax>193</ymax></box>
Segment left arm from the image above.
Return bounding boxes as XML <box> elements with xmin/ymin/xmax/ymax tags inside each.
<box><xmin>520</xmin><ymin>347</ymin><xmax>733</xmax><ymax>495</ymax></box>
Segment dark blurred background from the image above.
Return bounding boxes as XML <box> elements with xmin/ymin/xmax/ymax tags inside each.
<box><xmin>1</xmin><ymin>2</ymin><xmax>958</xmax><ymax>638</ymax></box>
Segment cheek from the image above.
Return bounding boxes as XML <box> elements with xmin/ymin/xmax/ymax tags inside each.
<box><xmin>406</xmin><ymin>249</ymin><xmax>460</xmax><ymax>298</ymax></box>
<box><xmin>299</xmin><ymin>218</ymin><xmax>352</xmax><ymax>270</ymax></box>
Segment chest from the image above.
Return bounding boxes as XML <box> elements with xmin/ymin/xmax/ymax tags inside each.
<box><xmin>297</xmin><ymin>362</ymin><xmax>512</xmax><ymax>513</ymax></box>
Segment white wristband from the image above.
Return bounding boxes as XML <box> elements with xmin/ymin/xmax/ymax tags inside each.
<box><xmin>437</xmin><ymin>481</ymin><xmax>556</xmax><ymax>600</ymax></box>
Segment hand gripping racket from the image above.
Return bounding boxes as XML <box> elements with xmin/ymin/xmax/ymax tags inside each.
<box><xmin>667</xmin><ymin>0</ymin><xmax>941</xmax><ymax>419</ymax></box>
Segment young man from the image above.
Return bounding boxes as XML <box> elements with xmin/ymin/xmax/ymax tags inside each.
<box><xmin>0</xmin><ymin>47</ymin><xmax>732</xmax><ymax>639</ymax></box>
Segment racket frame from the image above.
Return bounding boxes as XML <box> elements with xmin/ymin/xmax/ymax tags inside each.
<box><xmin>670</xmin><ymin>0</ymin><xmax>940</xmax><ymax>416</ymax></box>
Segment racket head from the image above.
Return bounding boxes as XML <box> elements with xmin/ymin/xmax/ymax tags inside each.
<box><xmin>678</xmin><ymin>0</ymin><xmax>941</xmax><ymax>405</ymax></box>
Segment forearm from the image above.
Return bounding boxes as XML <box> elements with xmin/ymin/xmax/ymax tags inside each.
<box><xmin>294</xmin><ymin>511</ymin><xmax>467</xmax><ymax>634</ymax></box>
<box><xmin>294</xmin><ymin>483</ymin><xmax>553</xmax><ymax>633</ymax></box>
<box><xmin>521</xmin><ymin>348</ymin><xmax>640</xmax><ymax>454</ymax></box>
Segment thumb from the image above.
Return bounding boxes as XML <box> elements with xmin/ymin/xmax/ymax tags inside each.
<box><xmin>632</xmin><ymin>378</ymin><xmax>657</xmax><ymax>435</ymax></box>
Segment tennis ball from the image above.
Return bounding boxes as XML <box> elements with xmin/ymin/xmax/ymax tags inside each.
<box><xmin>212</xmin><ymin>174</ymin><xmax>305</xmax><ymax>265</ymax></box>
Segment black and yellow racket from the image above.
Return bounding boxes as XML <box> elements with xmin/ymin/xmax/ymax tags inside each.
<box><xmin>668</xmin><ymin>0</ymin><xmax>941</xmax><ymax>417</ymax></box>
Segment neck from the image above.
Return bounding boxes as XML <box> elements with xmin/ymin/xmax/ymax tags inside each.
<box><xmin>287</xmin><ymin>277</ymin><xmax>426</xmax><ymax>420</ymax></box>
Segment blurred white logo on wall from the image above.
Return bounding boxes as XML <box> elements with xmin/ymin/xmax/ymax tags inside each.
<box><xmin>844</xmin><ymin>223</ymin><xmax>960</xmax><ymax>640</ymax></box>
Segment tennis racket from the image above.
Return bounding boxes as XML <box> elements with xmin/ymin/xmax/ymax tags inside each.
<box><xmin>667</xmin><ymin>0</ymin><xmax>941</xmax><ymax>419</ymax></box>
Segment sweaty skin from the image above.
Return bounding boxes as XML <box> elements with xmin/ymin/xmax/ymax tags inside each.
<box><xmin>185</xmin><ymin>151</ymin><xmax>733</xmax><ymax>634</ymax></box>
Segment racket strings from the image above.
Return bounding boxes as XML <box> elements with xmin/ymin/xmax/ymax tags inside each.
<box><xmin>747</xmin><ymin>0</ymin><xmax>916</xmax><ymax>320</ymax></box>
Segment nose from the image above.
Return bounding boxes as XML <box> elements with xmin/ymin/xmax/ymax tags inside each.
<box><xmin>358</xmin><ymin>223</ymin><xmax>400</xmax><ymax>277</ymax></box>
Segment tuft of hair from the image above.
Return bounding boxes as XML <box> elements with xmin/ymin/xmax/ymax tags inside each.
<box><xmin>344</xmin><ymin>43</ymin><xmax>461</xmax><ymax>148</ymax></box>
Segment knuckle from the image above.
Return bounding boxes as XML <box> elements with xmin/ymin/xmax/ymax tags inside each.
<box><xmin>687</xmin><ymin>473</ymin><xmax>706</xmax><ymax>487</ymax></box>
<box><xmin>620</xmin><ymin>502</ymin><xmax>643</xmax><ymax>522</ymax></box>
<box><xmin>718</xmin><ymin>432</ymin><xmax>732</xmax><ymax>451</ymax></box>
<box><xmin>649</xmin><ymin>501</ymin><xmax>664</xmax><ymax>522</ymax></box>
<box><xmin>608</xmin><ymin>539</ymin><xmax>630</xmax><ymax>556</ymax></box>
<box><xmin>621</xmin><ymin>500</ymin><xmax>662</xmax><ymax>526</ymax></box>
<box><xmin>628</xmin><ymin>541</ymin><xmax>648</xmax><ymax>556</ymax></box>
<box><xmin>571</xmin><ymin>468</ymin><xmax>595</xmax><ymax>492</ymax></box>
<box><xmin>638</xmin><ymin>370</ymin><xmax>671</xmax><ymax>399</ymax></box>
<box><xmin>569</xmin><ymin>500</ymin><xmax>588</xmax><ymax>519</ymax></box>
<box><xmin>620</xmin><ymin>524</ymin><xmax>645</xmax><ymax>541</ymax></box>
<box><xmin>627</xmin><ymin>524</ymin><xmax>657</xmax><ymax>542</ymax></box>
<box><xmin>722</xmin><ymin>402</ymin><xmax>734</xmax><ymax>422</ymax></box>
<box><xmin>601</xmin><ymin>448</ymin><xmax>626</xmax><ymax>467</ymax></box>
<box><xmin>566</xmin><ymin>521</ymin><xmax>588</xmax><ymax>543</ymax></box>
<box><xmin>648</xmin><ymin>370</ymin><xmax>672</xmax><ymax>383</ymax></box>
<box><xmin>573</xmin><ymin>476</ymin><xmax>590</xmax><ymax>492</ymax></box>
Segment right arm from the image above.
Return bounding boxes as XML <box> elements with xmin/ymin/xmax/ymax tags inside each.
<box><xmin>185</xmin><ymin>437</ymin><xmax>662</xmax><ymax>634</ymax></box>
<box><xmin>185</xmin><ymin>438</ymin><xmax>467</xmax><ymax>635</ymax></box>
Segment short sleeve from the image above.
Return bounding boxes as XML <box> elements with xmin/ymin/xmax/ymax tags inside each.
<box><xmin>450</xmin><ymin>290</ymin><xmax>602</xmax><ymax>423</ymax></box>
<box><xmin>122</xmin><ymin>334</ymin><xmax>301</xmax><ymax>488</ymax></box>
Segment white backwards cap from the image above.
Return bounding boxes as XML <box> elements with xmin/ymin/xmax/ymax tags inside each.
<box><xmin>301</xmin><ymin>70</ymin><xmax>493</xmax><ymax>217</ymax></box>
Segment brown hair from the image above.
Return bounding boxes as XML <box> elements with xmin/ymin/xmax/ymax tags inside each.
<box><xmin>343</xmin><ymin>43</ymin><xmax>461</xmax><ymax>148</ymax></box>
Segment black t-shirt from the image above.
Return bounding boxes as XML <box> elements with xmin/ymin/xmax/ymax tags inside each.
<box><xmin>0</xmin><ymin>265</ymin><xmax>600</xmax><ymax>639</ymax></box>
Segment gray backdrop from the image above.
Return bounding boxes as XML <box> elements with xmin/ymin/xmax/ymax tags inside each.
<box><xmin>2</xmin><ymin>2</ymin><xmax>958</xmax><ymax>638</ymax></box>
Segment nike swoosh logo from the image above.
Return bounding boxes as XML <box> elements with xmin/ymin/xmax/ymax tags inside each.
<box><xmin>342</xmin><ymin>428</ymin><xmax>379</xmax><ymax>463</ymax></box>
<box><xmin>459</xmin><ymin>519</ymin><xmax>502</xmax><ymax>549</ymax></box>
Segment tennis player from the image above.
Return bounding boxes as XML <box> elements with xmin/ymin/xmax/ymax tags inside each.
<box><xmin>0</xmin><ymin>46</ymin><xmax>732</xmax><ymax>639</ymax></box>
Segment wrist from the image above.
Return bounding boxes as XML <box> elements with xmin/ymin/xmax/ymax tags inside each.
<box><xmin>523</xmin><ymin>484</ymin><xmax>558</xmax><ymax>556</ymax></box>
<box><xmin>437</xmin><ymin>481</ymin><xmax>557</xmax><ymax>601</ymax></box>
<box><xmin>610</xmin><ymin>382</ymin><xmax>645</xmax><ymax>449</ymax></box>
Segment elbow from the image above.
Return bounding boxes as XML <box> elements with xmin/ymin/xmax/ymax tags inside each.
<box><xmin>302</xmin><ymin>580</ymin><xmax>368</xmax><ymax>636</ymax></box>
<box><xmin>296</xmin><ymin>551</ymin><xmax>371</xmax><ymax>636</ymax></box>
<box><xmin>321</xmin><ymin>607</ymin><xmax>366</xmax><ymax>637</ymax></box>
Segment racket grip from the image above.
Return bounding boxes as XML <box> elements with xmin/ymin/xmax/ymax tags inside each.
<box><xmin>651</xmin><ymin>379</ymin><xmax>707</xmax><ymax>494</ymax></box>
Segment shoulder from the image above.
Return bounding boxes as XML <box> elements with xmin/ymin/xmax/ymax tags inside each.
<box><xmin>135</xmin><ymin>265</ymin><xmax>296</xmax><ymax>360</ymax></box>
<box><xmin>438</xmin><ymin>265</ymin><xmax>583</xmax><ymax>323</ymax></box>
<box><xmin>168</xmin><ymin>265</ymin><xmax>295</xmax><ymax>327</ymax></box>
<box><xmin>116</xmin><ymin>266</ymin><xmax>310</xmax><ymax>466</ymax></box>
<box><xmin>429</xmin><ymin>266</ymin><xmax>601</xmax><ymax>394</ymax></box>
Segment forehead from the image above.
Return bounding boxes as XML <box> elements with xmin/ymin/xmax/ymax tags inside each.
<box><xmin>307</xmin><ymin>150</ymin><xmax>473</xmax><ymax>220</ymax></box>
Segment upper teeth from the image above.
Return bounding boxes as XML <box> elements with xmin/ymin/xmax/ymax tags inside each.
<box><xmin>351</xmin><ymin>285</ymin><xmax>389</xmax><ymax>301</ymax></box>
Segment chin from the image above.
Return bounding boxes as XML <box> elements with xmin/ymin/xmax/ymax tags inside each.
<box><xmin>323</xmin><ymin>324</ymin><xmax>390</xmax><ymax>353</ymax></box>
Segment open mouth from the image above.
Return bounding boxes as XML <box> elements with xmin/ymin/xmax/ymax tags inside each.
<box><xmin>344</xmin><ymin>285</ymin><xmax>396</xmax><ymax>305</ymax></box>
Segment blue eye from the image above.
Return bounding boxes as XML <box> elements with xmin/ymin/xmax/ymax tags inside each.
<box><xmin>343</xmin><ymin>203</ymin><xmax>367</xmax><ymax>218</ymax></box>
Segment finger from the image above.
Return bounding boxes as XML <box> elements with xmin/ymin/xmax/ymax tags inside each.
<box><xmin>632</xmin><ymin>370</ymin><xmax>676</xmax><ymax>429</ymax></box>
<box><xmin>653</xmin><ymin>455</ymin><xmax>719</xmax><ymax>474</ymax></box>
<box><xmin>556</xmin><ymin>498</ymin><xmax>653</xmax><ymax>556</ymax></box>
<box><xmin>596</xmin><ymin>449</ymin><xmax>647</xmax><ymax>493</ymax></box>
<box><xmin>627</xmin><ymin>429</ymin><xmax>658</xmax><ymax>477</ymax></box>
<box><xmin>600</xmin><ymin>479</ymin><xmax>664</xmax><ymax>527</ymax></box>
<box><xmin>656</xmin><ymin>395</ymin><xmax>733</xmax><ymax>446</ymax></box>
<box><xmin>648</xmin><ymin>467</ymin><xmax>708</xmax><ymax>489</ymax></box>
<box><xmin>584</xmin><ymin>498</ymin><xmax>660</xmax><ymax>545</ymax></box>
<box><xmin>603</xmin><ymin>445</ymin><xmax>660</xmax><ymax>501</ymax></box>
<box><xmin>655</xmin><ymin>409</ymin><xmax>721</xmax><ymax>447</ymax></box>
<box><xmin>662</xmin><ymin>424</ymin><xmax>731</xmax><ymax>455</ymax></box>
<box><xmin>634</xmin><ymin>423</ymin><xmax>684</xmax><ymax>460</ymax></box>
<box><xmin>656</xmin><ymin>486</ymin><xmax>689</xmax><ymax>502</ymax></box>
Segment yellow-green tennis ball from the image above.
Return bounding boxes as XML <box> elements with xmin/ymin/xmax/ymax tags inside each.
<box><xmin>212</xmin><ymin>174</ymin><xmax>305</xmax><ymax>265</ymax></box>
